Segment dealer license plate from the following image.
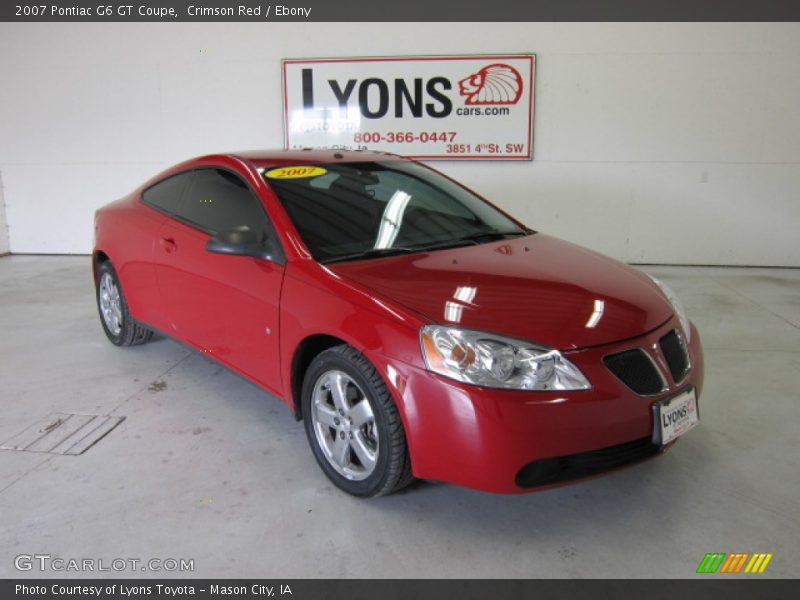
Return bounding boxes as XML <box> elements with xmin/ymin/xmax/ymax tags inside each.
<box><xmin>653</xmin><ymin>388</ymin><xmax>698</xmax><ymax>446</ymax></box>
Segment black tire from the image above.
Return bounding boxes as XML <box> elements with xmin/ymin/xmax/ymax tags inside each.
<box><xmin>95</xmin><ymin>261</ymin><xmax>153</xmax><ymax>347</ymax></box>
<box><xmin>302</xmin><ymin>345</ymin><xmax>414</xmax><ymax>497</ymax></box>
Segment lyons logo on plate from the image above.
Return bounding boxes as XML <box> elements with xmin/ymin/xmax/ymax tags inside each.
<box><xmin>265</xmin><ymin>166</ymin><xmax>327</xmax><ymax>179</ymax></box>
<box><xmin>696</xmin><ymin>552</ymin><xmax>774</xmax><ymax>574</ymax></box>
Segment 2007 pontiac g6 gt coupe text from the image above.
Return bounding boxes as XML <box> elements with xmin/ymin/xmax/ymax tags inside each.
<box><xmin>93</xmin><ymin>150</ymin><xmax>703</xmax><ymax>497</ymax></box>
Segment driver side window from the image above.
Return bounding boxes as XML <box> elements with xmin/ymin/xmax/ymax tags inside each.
<box><xmin>180</xmin><ymin>168</ymin><xmax>270</xmax><ymax>239</ymax></box>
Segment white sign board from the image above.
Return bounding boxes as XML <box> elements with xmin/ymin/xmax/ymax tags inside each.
<box><xmin>282</xmin><ymin>55</ymin><xmax>535</xmax><ymax>160</ymax></box>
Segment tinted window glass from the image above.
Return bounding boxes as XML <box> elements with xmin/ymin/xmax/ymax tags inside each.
<box><xmin>141</xmin><ymin>172</ymin><xmax>192</xmax><ymax>215</ymax></box>
<box><xmin>180</xmin><ymin>168</ymin><xmax>270</xmax><ymax>238</ymax></box>
<box><xmin>264</xmin><ymin>161</ymin><xmax>526</xmax><ymax>262</ymax></box>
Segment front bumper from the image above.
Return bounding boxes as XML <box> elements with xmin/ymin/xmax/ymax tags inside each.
<box><xmin>382</xmin><ymin>317</ymin><xmax>704</xmax><ymax>494</ymax></box>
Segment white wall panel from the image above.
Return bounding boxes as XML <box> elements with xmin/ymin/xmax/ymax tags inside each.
<box><xmin>0</xmin><ymin>22</ymin><xmax>798</xmax><ymax>265</ymax></box>
<box><xmin>0</xmin><ymin>170</ymin><xmax>8</xmax><ymax>255</ymax></box>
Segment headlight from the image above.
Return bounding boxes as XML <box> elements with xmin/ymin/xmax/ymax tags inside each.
<box><xmin>420</xmin><ymin>326</ymin><xmax>591</xmax><ymax>391</ymax></box>
<box><xmin>648</xmin><ymin>275</ymin><xmax>691</xmax><ymax>342</ymax></box>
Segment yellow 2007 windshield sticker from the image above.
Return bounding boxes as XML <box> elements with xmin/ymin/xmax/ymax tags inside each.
<box><xmin>265</xmin><ymin>166</ymin><xmax>327</xmax><ymax>179</ymax></box>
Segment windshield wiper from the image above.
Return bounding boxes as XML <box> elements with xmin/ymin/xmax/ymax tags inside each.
<box><xmin>460</xmin><ymin>229</ymin><xmax>530</xmax><ymax>243</ymax></box>
<box><xmin>411</xmin><ymin>228</ymin><xmax>531</xmax><ymax>252</ymax></box>
<box><xmin>321</xmin><ymin>247</ymin><xmax>418</xmax><ymax>264</ymax></box>
<box><xmin>322</xmin><ymin>229</ymin><xmax>533</xmax><ymax>264</ymax></box>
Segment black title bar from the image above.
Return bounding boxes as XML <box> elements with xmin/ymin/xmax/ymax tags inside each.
<box><xmin>2</xmin><ymin>0</ymin><xmax>800</xmax><ymax>22</ymax></box>
<box><xmin>3</xmin><ymin>580</ymin><xmax>799</xmax><ymax>600</ymax></box>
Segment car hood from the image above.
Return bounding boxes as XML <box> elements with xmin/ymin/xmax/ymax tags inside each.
<box><xmin>328</xmin><ymin>234</ymin><xmax>673</xmax><ymax>350</ymax></box>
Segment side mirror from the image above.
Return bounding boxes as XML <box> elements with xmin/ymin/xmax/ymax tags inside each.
<box><xmin>206</xmin><ymin>226</ymin><xmax>276</xmax><ymax>261</ymax></box>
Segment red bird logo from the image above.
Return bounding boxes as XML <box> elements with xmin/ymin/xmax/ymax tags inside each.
<box><xmin>458</xmin><ymin>64</ymin><xmax>524</xmax><ymax>105</ymax></box>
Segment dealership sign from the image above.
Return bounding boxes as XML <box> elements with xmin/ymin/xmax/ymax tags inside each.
<box><xmin>282</xmin><ymin>55</ymin><xmax>535</xmax><ymax>160</ymax></box>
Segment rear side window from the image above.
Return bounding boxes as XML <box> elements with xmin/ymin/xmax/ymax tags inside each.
<box><xmin>141</xmin><ymin>172</ymin><xmax>192</xmax><ymax>215</ymax></box>
<box><xmin>180</xmin><ymin>168</ymin><xmax>270</xmax><ymax>237</ymax></box>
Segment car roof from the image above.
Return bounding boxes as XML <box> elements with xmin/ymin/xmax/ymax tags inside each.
<box><xmin>228</xmin><ymin>149</ymin><xmax>405</xmax><ymax>169</ymax></box>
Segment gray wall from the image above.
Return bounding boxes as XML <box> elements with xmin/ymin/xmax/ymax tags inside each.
<box><xmin>0</xmin><ymin>169</ymin><xmax>8</xmax><ymax>255</ymax></box>
<box><xmin>1</xmin><ymin>22</ymin><xmax>799</xmax><ymax>264</ymax></box>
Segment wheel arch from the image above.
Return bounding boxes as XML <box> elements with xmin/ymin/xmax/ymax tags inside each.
<box><xmin>92</xmin><ymin>250</ymin><xmax>111</xmax><ymax>283</ymax></box>
<box><xmin>290</xmin><ymin>334</ymin><xmax>350</xmax><ymax>421</ymax></box>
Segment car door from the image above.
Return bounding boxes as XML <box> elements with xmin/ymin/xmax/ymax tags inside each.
<box><xmin>129</xmin><ymin>171</ymin><xmax>194</xmax><ymax>332</ymax></box>
<box><xmin>154</xmin><ymin>167</ymin><xmax>285</xmax><ymax>394</ymax></box>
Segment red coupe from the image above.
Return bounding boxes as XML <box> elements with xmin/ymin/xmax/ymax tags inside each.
<box><xmin>93</xmin><ymin>150</ymin><xmax>703</xmax><ymax>496</ymax></box>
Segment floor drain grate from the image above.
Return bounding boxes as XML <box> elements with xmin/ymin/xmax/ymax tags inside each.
<box><xmin>0</xmin><ymin>413</ymin><xmax>125</xmax><ymax>455</ymax></box>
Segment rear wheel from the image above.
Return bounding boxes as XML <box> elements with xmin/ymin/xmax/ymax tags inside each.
<box><xmin>96</xmin><ymin>261</ymin><xmax>153</xmax><ymax>346</ymax></box>
<box><xmin>302</xmin><ymin>345</ymin><xmax>413</xmax><ymax>497</ymax></box>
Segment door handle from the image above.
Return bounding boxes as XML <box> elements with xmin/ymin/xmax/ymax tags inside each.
<box><xmin>160</xmin><ymin>237</ymin><xmax>177</xmax><ymax>253</ymax></box>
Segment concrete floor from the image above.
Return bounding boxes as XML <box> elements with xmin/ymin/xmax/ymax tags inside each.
<box><xmin>0</xmin><ymin>255</ymin><xmax>798</xmax><ymax>578</ymax></box>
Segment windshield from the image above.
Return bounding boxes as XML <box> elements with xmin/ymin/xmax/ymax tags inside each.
<box><xmin>262</xmin><ymin>160</ymin><xmax>529</xmax><ymax>263</ymax></box>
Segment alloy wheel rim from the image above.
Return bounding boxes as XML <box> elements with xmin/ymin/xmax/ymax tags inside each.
<box><xmin>311</xmin><ymin>370</ymin><xmax>379</xmax><ymax>481</ymax></box>
<box><xmin>99</xmin><ymin>272</ymin><xmax>123</xmax><ymax>336</ymax></box>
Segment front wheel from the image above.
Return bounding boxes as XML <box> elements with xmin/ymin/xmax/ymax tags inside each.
<box><xmin>302</xmin><ymin>345</ymin><xmax>413</xmax><ymax>497</ymax></box>
<box><xmin>96</xmin><ymin>261</ymin><xmax>153</xmax><ymax>346</ymax></box>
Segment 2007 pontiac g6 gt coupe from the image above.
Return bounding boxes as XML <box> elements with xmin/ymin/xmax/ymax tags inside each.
<box><xmin>93</xmin><ymin>150</ymin><xmax>703</xmax><ymax>497</ymax></box>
